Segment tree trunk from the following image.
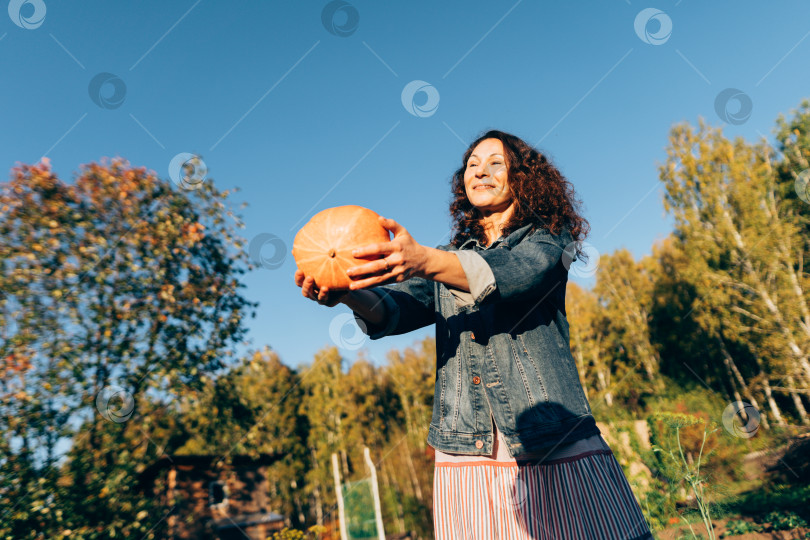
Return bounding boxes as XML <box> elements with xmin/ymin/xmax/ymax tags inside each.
<box><xmin>597</xmin><ymin>370</ymin><xmax>613</xmax><ymax>407</ymax></box>
<box><xmin>716</xmin><ymin>335</ymin><xmax>770</xmax><ymax>429</ymax></box>
<box><xmin>719</xmin><ymin>201</ymin><xmax>810</xmax><ymax>385</ymax></box>
<box><xmin>340</xmin><ymin>448</ymin><xmax>350</xmax><ymax>480</ymax></box>
<box><xmin>313</xmin><ymin>484</ymin><xmax>324</xmax><ymax>527</ymax></box>
<box><xmin>759</xmin><ymin>366</ymin><xmax>786</xmax><ymax>426</ymax></box>
<box><xmin>403</xmin><ymin>438</ymin><xmax>424</xmax><ymax>503</ymax></box>
<box><xmin>785</xmin><ymin>374</ymin><xmax>810</xmax><ymax>425</ymax></box>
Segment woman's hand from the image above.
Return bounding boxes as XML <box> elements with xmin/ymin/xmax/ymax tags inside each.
<box><xmin>346</xmin><ymin>216</ymin><xmax>428</xmax><ymax>290</ymax></box>
<box><xmin>294</xmin><ymin>269</ymin><xmax>350</xmax><ymax>307</ymax></box>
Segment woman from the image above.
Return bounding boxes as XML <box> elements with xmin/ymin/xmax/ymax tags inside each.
<box><xmin>294</xmin><ymin>130</ymin><xmax>652</xmax><ymax>540</ymax></box>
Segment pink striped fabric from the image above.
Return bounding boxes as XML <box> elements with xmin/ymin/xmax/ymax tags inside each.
<box><xmin>432</xmin><ymin>424</ymin><xmax>652</xmax><ymax>539</ymax></box>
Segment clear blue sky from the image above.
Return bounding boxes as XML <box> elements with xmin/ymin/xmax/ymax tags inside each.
<box><xmin>2</xmin><ymin>0</ymin><xmax>809</xmax><ymax>371</ymax></box>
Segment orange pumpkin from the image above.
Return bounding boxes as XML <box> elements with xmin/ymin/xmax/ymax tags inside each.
<box><xmin>292</xmin><ymin>205</ymin><xmax>390</xmax><ymax>290</ymax></box>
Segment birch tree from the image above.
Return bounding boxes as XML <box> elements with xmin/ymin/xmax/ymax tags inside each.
<box><xmin>660</xmin><ymin>118</ymin><xmax>809</xmax><ymax>425</ymax></box>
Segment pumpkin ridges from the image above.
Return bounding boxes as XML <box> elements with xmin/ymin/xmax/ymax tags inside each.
<box><xmin>292</xmin><ymin>205</ymin><xmax>390</xmax><ymax>290</ymax></box>
<box><xmin>294</xmin><ymin>227</ymin><xmax>325</xmax><ymax>251</ymax></box>
<box><xmin>343</xmin><ymin>205</ymin><xmax>367</xmax><ymax>236</ymax></box>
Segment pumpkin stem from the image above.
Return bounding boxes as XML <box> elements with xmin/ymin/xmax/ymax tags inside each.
<box><xmin>327</xmin><ymin>248</ymin><xmax>336</xmax><ymax>258</ymax></box>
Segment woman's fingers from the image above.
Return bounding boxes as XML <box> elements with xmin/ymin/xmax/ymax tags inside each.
<box><xmin>380</xmin><ymin>216</ymin><xmax>405</xmax><ymax>236</ymax></box>
<box><xmin>302</xmin><ymin>275</ymin><xmax>318</xmax><ymax>298</ymax></box>
<box><xmin>352</xmin><ymin>242</ymin><xmax>395</xmax><ymax>260</ymax></box>
<box><xmin>347</xmin><ymin>258</ymin><xmax>391</xmax><ymax>279</ymax></box>
<box><xmin>297</xmin><ymin>273</ymin><xmax>340</xmax><ymax>306</ymax></box>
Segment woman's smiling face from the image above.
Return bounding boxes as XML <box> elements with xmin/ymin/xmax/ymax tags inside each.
<box><xmin>464</xmin><ymin>138</ymin><xmax>513</xmax><ymax>214</ymax></box>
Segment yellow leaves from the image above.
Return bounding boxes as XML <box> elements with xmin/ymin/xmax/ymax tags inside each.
<box><xmin>32</xmin><ymin>243</ymin><xmax>43</xmax><ymax>252</ymax></box>
<box><xmin>158</xmin><ymin>284</ymin><xmax>176</xmax><ymax>303</ymax></box>
<box><xmin>103</xmin><ymin>329</ymin><xmax>112</xmax><ymax>338</ymax></box>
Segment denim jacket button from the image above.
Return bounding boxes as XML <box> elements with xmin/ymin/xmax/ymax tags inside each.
<box><xmin>472</xmin><ymin>376</ymin><xmax>481</xmax><ymax>385</ymax></box>
<box><xmin>475</xmin><ymin>440</ymin><xmax>484</xmax><ymax>449</ymax></box>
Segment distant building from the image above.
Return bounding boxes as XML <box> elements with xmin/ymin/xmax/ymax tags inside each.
<box><xmin>139</xmin><ymin>454</ymin><xmax>286</xmax><ymax>539</ymax></box>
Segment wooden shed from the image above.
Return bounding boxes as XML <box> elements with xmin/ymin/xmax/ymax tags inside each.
<box><xmin>139</xmin><ymin>453</ymin><xmax>286</xmax><ymax>539</ymax></box>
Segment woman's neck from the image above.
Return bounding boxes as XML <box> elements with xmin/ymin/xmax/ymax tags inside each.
<box><xmin>479</xmin><ymin>205</ymin><xmax>514</xmax><ymax>246</ymax></box>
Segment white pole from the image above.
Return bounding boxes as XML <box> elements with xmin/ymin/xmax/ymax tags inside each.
<box><xmin>363</xmin><ymin>446</ymin><xmax>386</xmax><ymax>540</ymax></box>
<box><xmin>332</xmin><ymin>453</ymin><xmax>348</xmax><ymax>540</ymax></box>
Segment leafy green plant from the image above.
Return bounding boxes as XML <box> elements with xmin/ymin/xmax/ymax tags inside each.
<box><xmin>728</xmin><ymin>483</ymin><xmax>810</xmax><ymax>517</ymax></box>
<box><xmin>650</xmin><ymin>412</ymin><xmax>721</xmax><ymax>540</ymax></box>
<box><xmin>269</xmin><ymin>525</ymin><xmax>327</xmax><ymax>540</ymax></box>
<box><xmin>721</xmin><ymin>518</ymin><xmax>763</xmax><ymax>537</ymax></box>
<box><xmin>764</xmin><ymin>510</ymin><xmax>808</xmax><ymax>531</ymax></box>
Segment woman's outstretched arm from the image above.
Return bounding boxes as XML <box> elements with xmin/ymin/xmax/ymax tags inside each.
<box><xmin>347</xmin><ymin>216</ymin><xmax>470</xmax><ymax>293</ymax></box>
<box><xmin>340</xmin><ymin>289</ymin><xmax>387</xmax><ymax>326</ymax></box>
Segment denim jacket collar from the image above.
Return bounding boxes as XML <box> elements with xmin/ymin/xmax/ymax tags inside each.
<box><xmin>457</xmin><ymin>222</ymin><xmax>536</xmax><ymax>251</ymax></box>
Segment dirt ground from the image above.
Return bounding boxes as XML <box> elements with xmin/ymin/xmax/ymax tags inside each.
<box><xmin>656</xmin><ymin>517</ymin><xmax>810</xmax><ymax>539</ymax></box>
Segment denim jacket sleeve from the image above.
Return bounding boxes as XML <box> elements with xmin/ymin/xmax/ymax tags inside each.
<box><xmin>472</xmin><ymin>227</ymin><xmax>573</xmax><ymax>306</ymax></box>
<box><xmin>446</xmin><ymin>250</ymin><xmax>496</xmax><ymax>309</ymax></box>
<box><xmin>352</xmin><ymin>275</ymin><xmax>436</xmax><ymax>340</ymax></box>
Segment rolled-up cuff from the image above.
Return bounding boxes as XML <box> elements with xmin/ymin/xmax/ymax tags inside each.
<box><xmin>448</xmin><ymin>251</ymin><xmax>497</xmax><ymax>307</ymax></box>
<box><xmin>352</xmin><ymin>288</ymin><xmax>400</xmax><ymax>340</ymax></box>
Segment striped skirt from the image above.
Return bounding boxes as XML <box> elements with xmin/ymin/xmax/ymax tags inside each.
<box><xmin>433</xmin><ymin>424</ymin><xmax>652</xmax><ymax>540</ymax></box>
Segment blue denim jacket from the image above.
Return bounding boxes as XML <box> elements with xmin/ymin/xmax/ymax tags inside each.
<box><xmin>352</xmin><ymin>222</ymin><xmax>600</xmax><ymax>457</ymax></box>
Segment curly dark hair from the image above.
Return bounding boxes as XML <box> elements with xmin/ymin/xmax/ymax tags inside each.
<box><xmin>449</xmin><ymin>129</ymin><xmax>590</xmax><ymax>258</ymax></box>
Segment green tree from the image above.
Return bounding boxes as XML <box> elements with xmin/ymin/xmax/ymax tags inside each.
<box><xmin>298</xmin><ymin>346</ymin><xmax>347</xmax><ymax>528</ymax></box>
<box><xmin>566</xmin><ymin>282</ymin><xmax>612</xmax><ymax>406</ymax></box>
<box><xmin>0</xmin><ymin>157</ymin><xmax>256</xmax><ymax>538</ymax></box>
<box><xmin>660</xmin><ymin>116</ymin><xmax>810</xmax><ymax>425</ymax></box>
<box><xmin>176</xmin><ymin>346</ymin><xmax>309</xmax><ymax>527</ymax></box>
<box><xmin>381</xmin><ymin>337</ymin><xmax>435</xmax><ymax>537</ymax></box>
<box><xmin>593</xmin><ymin>248</ymin><xmax>662</xmax><ymax>407</ymax></box>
